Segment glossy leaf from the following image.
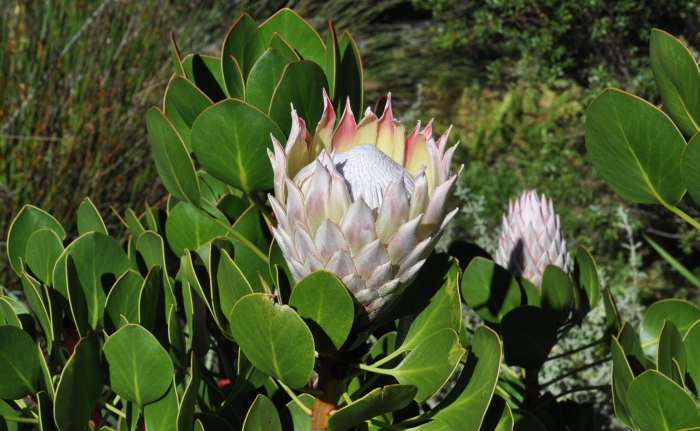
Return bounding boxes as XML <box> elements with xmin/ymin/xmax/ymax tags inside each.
<box><xmin>104</xmin><ymin>270</ymin><xmax>143</xmax><ymax>334</ymax></box>
<box><xmin>191</xmin><ymin>99</ymin><xmax>286</xmax><ymax>194</ymax></box>
<box><xmin>429</xmin><ymin>326</ymin><xmax>502</xmax><ymax>430</ymax></box>
<box><xmin>222</xmin><ymin>54</ymin><xmax>245</xmax><ymax>100</ymax></box>
<box><xmin>683</xmin><ymin>320</ymin><xmax>700</xmax><ymax>393</ymax></box>
<box><xmin>165</xmin><ymin>202</ymin><xmax>228</xmax><ymax>256</ymax></box>
<box><xmin>229</xmin><ymin>293</ymin><xmax>315</xmax><ymax>388</ymax></box>
<box><xmin>177</xmin><ymin>353</ymin><xmax>200</xmax><ymax>431</ymax></box>
<box><xmin>336</xmin><ymin>31</ymin><xmax>363</xmax><ymax>119</ymax></box>
<box><xmin>288</xmin><ymin>271</ymin><xmax>354</xmax><ymax>355</ymax></box>
<box><xmin>540</xmin><ymin>265</ymin><xmax>573</xmax><ymax>326</ymax></box>
<box><xmin>324</xmin><ymin>20</ymin><xmax>339</xmax><ymax>99</ymax></box>
<box><xmin>146</xmin><ymin>107</ymin><xmax>201</xmax><ymax>207</ymax></box>
<box><xmin>167</xmin><ymin>76</ymin><xmax>212</xmax><ymax>128</ymax></box>
<box><xmin>242</xmin><ymin>395</ymin><xmax>281</xmax><ymax>431</ymax></box>
<box><xmin>54</xmin><ymin>336</ymin><xmax>103</xmax><ymax>431</ymax></box>
<box><xmin>585</xmin><ymin>88</ymin><xmax>686</xmax><ymax>204</ymax></box>
<box><xmin>217</xmin><ymin>249</ymin><xmax>254</xmax><ymax>319</ymax></box>
<box><xmin>103</xmin><ymin>324</ymin><xmax>174</xmax><ymax>406</ymax></box>
<box><xmin>572</xmin><ymin>246</ymin><xmax>600</xmax><ymax>311</ymax></box>
<box><xmin>390</xmin><ymin>329</ymin><xmax>465</xmax><ymax>403</ymax></box>
<box><xmin>650</xmin><ymin>29</ymin><xmax>700</xmax><ymax>136</ymax></box>
<box><xmin>681</xmin><ymin>132</ymin><xmax>700</xmax><ymax>206</ymax></box>
<box><xmin>462</xmin><ymin>257</ymin><xmax>521</xmax><ymax>324</ymax></box>
<box><xmin>144</xmin><ymin>379</ymin><xmax>179</xmax><ymax>431</ymax></box>
<box><xmin>7</xmin><ymin>205</ymin><xmax>65</xmax><ymax>275</ymax></box>
<box><xmin>222</xmin><ymin>14</ymin><xmax>265</xmax><ymax>82</ymax></box>
<box><xmin>502</xmin><ymin>306</ymin><xmax>557</xmax><ymax>369</ymax></box>
<box><xmin>77</xmin><ymin>197</ymin><xmax>107</xmax><ymax>235</ymax></box>
<box><xmin>512</xmin><ymin>410</ymin><xmax>547</xmax><ymax>431</ymax></box>
<box><xmin>627</xmin><ymin>370</ymin><xmax>700</xmax><ymax>430</ymax></box>
<box><xmin>246</xmin><ymin>48</ymin><xmax>290</xmax><ymax>112</ymax></box>
<box><xmin>480</xmin><ymin>395</ymin><xmax>514</xmax><ymax>431</ymax></box>
<box><xmin>268</xmin><ymin>61</ymin><xmax>328</xmax><ymax>134</ymax></box>
<box><xmin>610</xmin><ymin>336</ymin><xmax>635</xmax><ymax>428</ymax></box>
<box><xmin>658</xmin><ymin>320</ymin><xmax>686</xmax><ymax>386</ymax></box>
<box><xmin>36</xmin><ymin>391</ymin><xmax>53</xmax><ymax>431</ymax></box>
<box><xmin>280</xmin><ymin>393</ymin><xmax>314</xmax><ymax>431</ymax></box>
<box><xmin>618</xmin><ymin>323</ymin><xmax>646</xmax><ymax>375</ymax></box>
<box><xmin>259</xmin><ymin>9</ymin><xmax>325</xmax><ymax>66</ymax></box>
<box><xmin>269</xmin><ymin>33</ymin><xmax>299</xmax><ymax>61</ymax></box>
<box><xmin>602</xmin><ymin>288</ymin><xmax>621</xmax><ymax>336</ymax></box>
<box><xmin>328</xmin><ymin>385</ymin><xmax>417</xmax><ymax>431</ymax></box>
<box><xmin>639</xmin><ymin>299</ymin><xmax>700</xmax><ymax>356</ymax></box>
<box><xmin>20</xmin><ymin>271</ymin><xmax>54</xmax><ymax>348</ymax></box>
<box><xmin>0</xmin><ymin>325</ymin><xmax>41</xmax><ymax>399</ymax></box>
<box><xmin>25</xmin><ymin>228</ymin><xmax>64</xmax><ymax>286</ymax></box>
<box><xmin>182</xmin><ymin>54</ymin><xmax>227</xmax><ymax>102</ymax></box>
<box><xmin>53</xmin><ymin>232</ymin><xmax>131</xmax><ymax>329</ymax></box>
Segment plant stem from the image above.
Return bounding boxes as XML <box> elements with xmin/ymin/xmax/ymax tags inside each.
<box><xmin>2</xmin><ymin>416</ymin><xmax>38</xmax><ymax>424</ymax></box>
<box><xmin>278</xmin><ymin>380</ymin><xmax>313</xmax><ymax>416</ymax></box>
<box><xmin>101</xmin><ymin>399</ymin><xmax>127</xmax><ymax>419</ymax></box>
<box><xmin>196</xmin><ymin>207</ymin><xmax>269</xmax><ymax>263</ymax></box>
<box><xmin>546</xmin><ymin>338</ymin><xmax>607</xmax><ymax>361</ymax></box>
<box><xmin>311</xmin><ymin>354</ymin><xmax>342</xmax><ymax>431</ymax></box>
<box><xmin>661</xmin><ymin>200</ymin><xmax>700</xmax><ymax>231</ymax></box>
<box><xmin>523</xmin><ymin>368</ymin><xmax>540</xmax><ymax>409</ymax></box>
<box><xmin>540</xmin><ymin>356</ymin><xmax>611</xmax><ymax>389</ymax></box>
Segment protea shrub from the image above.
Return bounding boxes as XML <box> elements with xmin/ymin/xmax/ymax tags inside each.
<box><xmin>268</xmin><ymin>91</ymin><xmax>463</xmax><ymax>320</ymax></box>
<box><xmin>494</xmin><ymin>189</ymin><xmax>570</xmax><ymax>287</ymax></box>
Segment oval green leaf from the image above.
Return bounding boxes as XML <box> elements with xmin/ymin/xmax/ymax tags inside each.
<box><xmin>246</xmin><ymin>48</ymin><xmax>290</xmax><ymax>113</ymax></box>
<box><xmin>288</xmin><ymin>271</ymin><xmax>354</xmax><ymax>356</ymax></box>
<box><xmin>627</xmin><ymin>370</ymin><xmax>700</xmax><ymax>430</ymax></box>
<box><xmin>502</xmin><ymin>306</ymin><xmax>557</xmax><ymax>369</ymax></box>
<box><xmin>77</xmin><ymin>197</ymin><xmax>107</xmax><ymax>235</ymax></box>
<box><xmin>681</xmin><ymin>132</ymin><xmax>700</xmax><ymax>205</ymax></box>
<box><xmin>540</xmin><ymin>265</ymin><xmax>573</xmax><ymax>326</ymax></box>
<box><xmin>25</xmin><ymin>228</ymin><xmax>64</xmax><ymax>286</ymax></box>
<box><xmin>146</xmin><ymin>107</ymin><xmax>201</xmax><ymax>207</ymax></box>
<box><xmin>191</xmin><ymin>99</ymin><xmax>286</xmax><ymax>194</ymax></box>
<box><xmin>658</xmin><ymin>320</ymin><xmax>686</xmax><ymax>386</ymax></box>
<box><xmin>222</xmin><ymin>13</ymin><xmax>265</xmax><ymax>82</ymax></box>
<box><xmin>0</xmin><ymin>325</ymin><xmax>41</xmax><ymax>399</ymax></box>
<box><xmin>462</xmin><ymin>257</ymin><xmax>521</xmax><ymax>324</ymax></box>
<box><xmin>168</xmin><ymin>76</ymin><xmax>213</xmax><ymax>128</ymax></box>
<box><xmin>259</xmin><ymin>9</ymin><xmax>326</xmax><ymax>66</ymax></box>
<box><xmin>242</xmin><ymin>395</ymin><xmax>281</xmax><ymax>431</ymax></box>
<box><xmin>639</xmin><ymin>299</ymin><xmax>700</xmax><ymax>356</ymax></box>
<box><xmin>327</xmin><ymin>384</ymin><xmax>417</xmax><ymax>431</ymax></box>
<box><xmin>103</xmin><ymin>324</ymin><xmax>174</xmax><ymax>406</ymax></box>
<box><xmin>165</xmin><ymin>202</ymin><xmax>228</xmax><ymax>256</ymax></box>
<box><xmin>585</xmin><ymin>88</ymin><xmax>686</xmax><ymax>204</ymax></box>
<box><xmin>268</xmin><ymin>61</ymin><xmax>328</xmax><ymax>134</ymax></box>
<box><xmin>7</xmin><ymin>205</ymin><xmax>65</xmax><ymax>276</ymax></box>
<box><xmin>229</xmin><ymin>293</ymin><xmax>314</xmax><ymax>388</ymax></box>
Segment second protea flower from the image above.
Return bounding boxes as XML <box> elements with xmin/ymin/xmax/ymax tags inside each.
<box><xmin>268</xmin><ymin>92</ymin><xmax>463</xmax><ymax>320</ymax></box>
<box><xmin>494</xmin><ymin>190</ymin><xmax>570</xmax><ymax>287</ymax></box>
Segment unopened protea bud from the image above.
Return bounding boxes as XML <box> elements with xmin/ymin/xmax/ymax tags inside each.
<box><xmin>494</xmin><ymin>190</ymin><xmax>570</xmax><ymax>287</ymax></box>
<box><xmin>268</xmin><ymin>91</ymin><xmax>463</xmax><ymax>321</ymax></box>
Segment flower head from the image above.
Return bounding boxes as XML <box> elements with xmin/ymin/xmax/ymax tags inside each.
<box><xmin>268</xmin><ymin>92</ymin><xmax>463</xmax><ymax>320</ymax></box>
<box><xmin>494</xmin><ymin>190</ymin><xmax>570</xmax><ymax>287</ymax></box>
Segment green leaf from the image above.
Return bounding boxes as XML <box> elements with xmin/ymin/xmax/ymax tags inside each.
<box><xmin>165</xmin><ymin>202</ymin><xmax>228</xmax><ymax>256</ymax></box>
<box><xmin>0</xmin><ymin>399</ymin><xmax>20</xmax><ymax>431</ymax></box>
<box><xmin>182</xmin><ymin>54</ymin><xmax>227</xmax><ymax>102</ymax></box>
<box><xmin>195</xmin><ymin>413</ymin><xmax>235</xmax><ymax>431</ymax></box>
<box><xmin>168</xmin><ymin>304</ymin><xmax>187</xmax><ymax>368</ymax></box>
<box><xmin>65</xmin><ymin>254</ymin><xmax>89</xmax><ymax>338</ymax></box>
<box><xmin>232</xmin><ymin>205</ymin><xmax>270</xmax><ymax>251</ymax></box>
<box><xmin>430</xmin><ymin>326</ymin><xmax>502</xmax><ymax>430</ymax></box>
<box><xmin>36</xmin><ymin>391</ymin><xmax>53</xmax><ymax>431</ymax></box>
<box><xmin>191</xmin><ymin>99</ymin><xmax>286</xmax><ymax>194</ymax></box>
<box><xmin>217</xmin><ymin>249</ymin><xmax>254</xmax><ymax>320</ymax></box>
<box><xmin>610</xmin><ymin>336</ymin><xmax>636</xmax><ymax>428</ymax></box>
<box><xmin>627</xmin><ymin>370</ymin><xmax>700</xmax><ymax>430</ymax></box>
<box><xmin>124</xmin><ymin>209</ymin><xmax>145</xmax><ymax>239</ymax></box>
<box><xmin>280</xmin><ymin>393</ymin><xmax>314</xmax><ymax>431</ymax></box>
<box><xmin>177</xmin><ymin>353</ymin><xmax>200</xmax><ymax>431</ymax></box>
<box><xmin>681</xmin><ymin>132</ymin><xmax>700</xmax><ymax>206</ymax></box>
<box><xmin>222</xmin><ymin>54</ymin><xmax>245</xmax><ymax>100</ymax></box>
<box><xmin>462</xmin><ymin>257</ymin><xmax>521</xmax><ymax>324</ymax></box>
<box><xmin>229</xmin><ymin>293</ymin><xmax>315</xmax><ymax>388</ymax></box>
<box><xmin>540</xmin><ymin>265</ymin><xmax>573</xmax><ymax>326</ymax></box>
<box><xmin>480</xmin><ymin>395</ymin><xmax>514</xmax><ymax>431</ymax></box>
<box><xmin>324</xmin><ymin>21</ymin><xmax>339</xmax><ymax>99</ymax></box>
<box><xmin>259</xmin><ymin>9</ymin><xmax>325</xmax><ymax>66</ymax></box>
<box><xmin>54</xmin><ymin>336</ymin><xmax>103</xmax><ymax>431</ymax></box>
<box><xmin>138</xmin><ymin>266</ymin><xmax>163</xmax><ymax>331</ymax></box>
<box><xmin>246</xmin><ymin>48</ymin><xmax>290</xmax><ymax>112</ymax></box>
<box><xmin>572</xmin><ymin>246</ymin><xmax>600</xmax><ymax>311</ymax></box>
<box><xmin>399</xmin><ymin>255</ymin><xmax>462</xmax><ymax>351</ymax></box>
<box><xmin>602</xmin><ymin>288</ymin><xmax>621</xmax><ymax>336</ymax></box>
<box><xmin>169</xmin><ymin>32</ymin><xmax>184</xmax><ymax>75</ymax></box>
<box><xmin>268</xmin><ymin>61</ymin><xmax>328</xmax><ymax>134</ymax></box>
<box><xmin>77</xmin><ymin>197</ymin><xmax>107</xmax><ymax>235</ymax></box>
<box><xmin>167</xmin><ymin>76</ymin><xmax>213</xmax><ymax>128</ymax></box>
<box><xmin>217</xmin><ymin>194</ymin><xmax>248</xmax><ymax>221</ymax></box>
<box><xmin>104</xmin><ymin>270</ymin><xmax>143</xmax><ymax>334</ymax></box>
<box><xmin>103</xmin><ymin>324</ymin><xmax>174</xmax><ymax>406</ymax></box>
<box><xmin>684</xmin><ymin>320</ymin><xmax>700</xmax><ymax>395</ymax></box>
<box><xmin>242</xmin><ymin>395</ymin><xmax>281</xmax><ymax>431</ymax></box>
<box><xmin>328</xmin><ymin>385</ymin><xmax>417</xmax><ymax>431</ymax></box>
<box><xmin>53</xmin><ymin>232</ymin><xmax>131</xmax><ymax>330</ymax></box>
<box><xmin>585</xmin><ymin>88</ymin><xmax>686</xmax><ymax>204</ymax></box>
<box><xmin>288</xmin><ymin>271</ymin><xmax>354</xmax><ymax>356</ymax></box>
<box><xmin>144</xmin><ymin>379</ymin><xmax>179</xmax><ymax>431</ymax></box>
<box><xmin>658</xmin><ymin>320</ymin><xmax>686</xmax><ymax>386</ymax></box>
<box><xmin>7</xmin><ymin>205</ymin><xmax>65</xmax><ymax>275</ymax></box>
<box><xmin>20</xmin><ymin>271</ymin><xmax>55</xmax><ymax>348</ymax></box>
<box><xmin>502</xmin><ymin>306</ymin><xmax>557</xmax><ymax>369</ymax></box>
<box><xmin>650</xmin><ymin>29</ymin><xmax>700</xmax><ymax>136</ymax></box>
<box><xmin>639</xmin><ymin>299</ymin><xmax>700</xmax><ymax>356</ymax></box>
<box><xmin>618</xmin><ymin>323</ymin><xmax>647</xmax><ymax>376</ymax></box>
<box><xmin>513</xmin><ymin>410</ymin><xmax>547</xmax><ymax>431</ymax></box>
<box><xmin>336</xmin><ymin>31</ymin><xmax>363</xmax><ymax>120</ymax></box>
<box><xmin>0</xmin><ymin>325</ymin><xmax>41</xmax><ymax>399</ymax></box>
<box><xmin>222</xmin><ymin>14</ymin><xmax>265</xmax><ymax>82</ymax></box>
<box><xmin>146</xmin><ymin>107</ymin><xmax>201</xmax><ymax>207</ymax></box>
<box><xmin>25</xmin><ymin>228</ymin><xmax>64</xmax><ymax>286</ymax></box>
<box><xmin>390</xmin><ymin>328</ymin><xmax>465</xmax><ymax>403</ymax></box>
<box><xmin>136</xmin><ymin>231</ymin><xmax>175</xmax><ymax>304</ymax></box>
<box><xmin>269</xmin><ymin>33</ymin><xmax>300</xmax><ymax>61</ymax></box>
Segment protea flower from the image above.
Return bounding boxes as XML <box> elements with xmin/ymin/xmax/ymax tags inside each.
<box><xmin>268</xmin><ymin>91</ymin><xmax>462</xmax><ymax>320</ymax></box>
<box><xmin>494</xmin><ymin>190</ymin><xmax>570</xmax><ymax>287</ymax></box>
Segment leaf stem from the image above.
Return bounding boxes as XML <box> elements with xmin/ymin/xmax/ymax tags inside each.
<box><xmin>500</xmin><ymin>363</ymin><xmax>521</xmax><ymax>380</ymax></box>
<box><xmin>278</xmin><ymin>380</ymin><xmax>312</xmax><ymax>416</ymax></box>
<box><xmin>366</xmin><ymin>349</ymin><xmax>405</xmax><ymax>368</ymax></box>
<box><xmin>546</xmin><ymin>338</ymin><xmax>607</xmax><ymax>361</ymax></box>
<box><xmin>100</xmin><ymin>399</ymin><xmax>126</xmax><ymax>419</ymax></box>
<box><xmin>660</xmin><ymin>200</ymin><xmax>700</xmax><ymax>231</ymax></box>
<box><xmin>196</xmin><ymin>207</ymin><xmax>269</xmax><ymax>263</ymax></box>
<box><xmin>1</xmin><ymin>416</ymin><xmax>38</xmax><ymax>424</ymax></box>
<box><xmin>355</xmin><ymin>363</ymin><xmax>394</xmax><ymax>376</ymax></box>
<box><xmin>540</xmin><ymin>356</ymin><xmax>611</xmax><ymax>389</ymax></box>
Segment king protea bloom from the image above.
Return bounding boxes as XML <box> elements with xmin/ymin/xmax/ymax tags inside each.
<box><xmin>494</xmin><ymin>190</ymin><xmax>570</xmax><ymax>287</ymax></box>
<box><xmin>268</xmin><ymin>91</ymin><xmax>463</xmax><ymax>320</ymax></box>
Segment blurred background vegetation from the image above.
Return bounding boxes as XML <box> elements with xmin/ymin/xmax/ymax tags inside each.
<box><xmin>3</xmin><ymin>1</ymin><xmax>700</xmax><ymax>427</ymax></box>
